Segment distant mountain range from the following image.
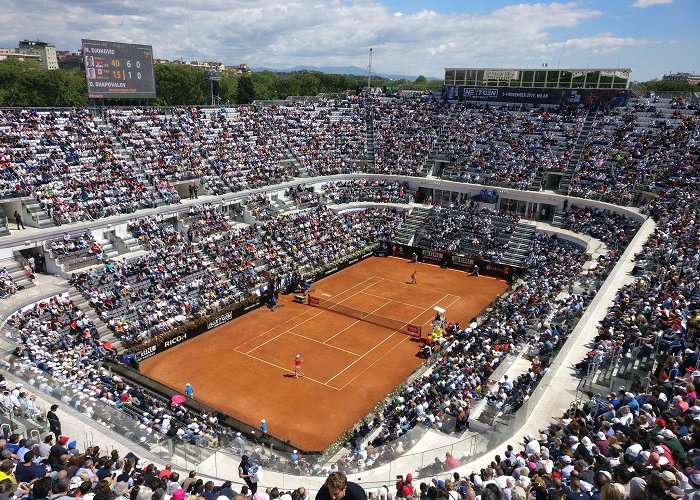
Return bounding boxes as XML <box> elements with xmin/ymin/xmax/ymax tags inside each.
<box><xmin>251</xmin><ymin>65</ymin><xmax>442</xmax><ymax>81</ymax></box>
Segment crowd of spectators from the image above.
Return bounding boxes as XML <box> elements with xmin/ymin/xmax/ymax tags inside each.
<box><xmin>285</xmin><ymin>185</ymin><xmax>319</xmax><ymax>207</ymax></box>
<box><xmin>199</xmin><ymin>206</ymin><xmax>405</xmax><ymax>292</ymax></box>
<box><xmin>0</xmin><ymin>267</ymin><xmax>21</xmax><ymax>298</ymax></box>
<box><xmin>183</xmin><ymin>203</ymin><xmax>231</xmax><ymax>240</ymax></box>
<box><xmin>556</xmin><ymin>205</ymin><xmax>641</xmax><ymax>250</ymax></box>
<box><xmin>0</xmin><ymin>406</ymin><xmax>323</xmax><ymax>500</ymax></box>
<box><xmin>323</xmin><ymin>180</ymin><xmax>413</xmax><ymax>205</ymax></box>
<box><xmin>6</xmin><ymin>294</ymin><xmax>111</xmax><ymax>379</ymax></box>
<box><xmin>370</xmin><ymin>96</ymin><xmax>452</xmax><ymax>176</ymax></box>
<box><xmin>415</xmin><ymin>204</ymin><xmax>518</xmax><ymax>263</ymax></box>
<box><xmin>67</xmin><ymin>216</ymin><xmax>237</xmax><ymax>345</ymax></box>
<box><xmin>5</xmin><ymin>300</ymin><xmax>233</xmax><ymax>449</ymax></box>
<box><xmin>444</xmin><ymin>97</ymin><xmax>699</xmax><ymax>499</ymax></box>
<box><xmin>107</xmin><ymin>108</ymin><xmax>207</xmax><ymax>183</ymax></box>
<box><xmin>49</xmin><ymin>231</ymin><xmax>106</xmax><ymax>271</ymax></box>
<box><xmin>462</xmin><ymin>365</ymin><xmax>699</xmax><ymax>499</ymax></box>
<box><xmin>65</xmin><ymin>207</ymin><xmax>405</xmax><ymax>345</ymax></box>
<box><xmin>438</xmin><ymin>105</ymin><xmax>585</xmax><ymax>189</ymax></box>
<box><xmin>107</xmin><ymin>106</ymin><xmax>294</xmax><ymax>196</ymax></box>
<box><xmin>246</xmin><ymin>194</ymin><xmax>279</xmax><ymax>222</ymax></box>
<box><xmin>0</xmin><ymin>374</ymin><xmax>258</xmax><ymax>500</ymax></box>
<box><xmin>0</xmin><ymin>108</ymin><xmax>156</xmax><ymax>224</ymax></box>
<box><xmin>568</xmin><ymin>100</ymin><xmax>699</xmax><ymax>205</ymax></box>
<box><xmin>260</xmin><ymin>98</ymin><xmax>365</xmax><ymax>177</ymax></box>
<box><xmin>197</xmin><ymin>107</ymin><xmax>295</xmax><ymax>192</ymax></box>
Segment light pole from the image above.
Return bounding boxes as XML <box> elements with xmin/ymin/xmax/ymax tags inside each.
<box><xmin>204</xmin><ymin>69</ymin><xmax>222</xmax><ymax>107</ymax></box>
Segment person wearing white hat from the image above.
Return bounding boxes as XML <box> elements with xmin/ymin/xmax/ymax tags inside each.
<box><xmin>185</xmin><ymin>382</ymin><xmax>194</xmax><ymax>399</ymax></box>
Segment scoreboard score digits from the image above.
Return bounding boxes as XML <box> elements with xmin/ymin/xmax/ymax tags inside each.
<box><xmin>82</xmin><ymin>39</ymin><xmax>156</xmax><ymax>99</ymax></box>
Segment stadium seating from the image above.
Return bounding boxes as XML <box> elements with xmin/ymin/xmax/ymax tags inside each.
<box><xmin>0</xmin><ymin>94</ymin><xmax>698</xmax><ymax>497</ymax></box>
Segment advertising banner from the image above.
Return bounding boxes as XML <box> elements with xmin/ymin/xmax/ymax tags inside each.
<box><xmin>309</xmin><ymin>249</ymin><xmax>376</xmax><ymax>283</ymax></box>
<box><xmin>454</xmin><ymin>86</ymin><xmax>627</xmax><ymax>107</ymax></box>
<box><xmin>385</xmin><ymin>242</ymin><xmax>523</xmax><ymax>283</ymax></box>
<box><xmin>135</xmin><ymin>294</ymin><xmax>269</xmax><ymax>363</ymax></box>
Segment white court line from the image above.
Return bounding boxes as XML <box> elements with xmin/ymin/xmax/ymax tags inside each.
<box><xmin>337</xmin><ymin>293</ymin><xmax>463</xmax><ymax>390</ymax></box>
<box><xmin>236</xmin><ymin>351</ymin><xmax>337</xmax><ymax>389</ymax></box>
<box><xmin>324</xmin><ymin>290</ymin><xmax>460</xmax><ymax>386</ymax></box>
<box><xmin>358</xmin><ymin>290</ymin><xmax>428</xmax><ymax>311</ymax></box>
<box><xmin>287</xmin><ymin>331</ymin><xmax>361</xmax><ymax>357</ymax></box>
<box><xmin>240</xmin><ymin>275</ymin><xmax>380</xmax><ymax>354</ymax></box>
<box><xmin>322</xmin><ymin>280</ymin><xmax>399</xmax><ymax>345</ymax></box>
<box><xmin>376</xmin><ymin>275</ymin><xmax>462</xmax><ymax>300</ymax></box>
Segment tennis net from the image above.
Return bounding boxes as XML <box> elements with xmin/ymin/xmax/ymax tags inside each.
<box><xmin>307</xmin><ymin>295</ymin><xmax>422</xmax><ymax>338</ymax></box>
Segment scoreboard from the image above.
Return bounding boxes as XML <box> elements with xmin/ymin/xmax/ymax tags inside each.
<box><xmin>82</xmin><ymin>39</ymin><xmax>156</xmax><ymax>99</ymax></box>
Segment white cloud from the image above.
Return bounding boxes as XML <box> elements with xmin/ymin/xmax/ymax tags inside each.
<box><xmin>0</xmin><ymin>0</ymin><xmax>655</xmax><ymax>77</ymax></box>
<box><xmin>535</xmin><ymin>34</ymin><xmax>651</xmax><ymax>55</ymax></box>
<box><xmin>632</xmin><ymin>0</ymin><xmax>673</xmax><ymax>8</ymax></box>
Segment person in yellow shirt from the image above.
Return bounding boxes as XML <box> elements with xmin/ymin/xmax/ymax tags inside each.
<box><xmin>0</xmin><ymin>458</ymin><xmax>16</xmax><ymax>483</ymax></box>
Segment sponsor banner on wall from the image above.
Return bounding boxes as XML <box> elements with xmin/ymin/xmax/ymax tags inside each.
<box><xmin>135</xmin><ymin>294</ymin><xmax>269</xmax><ymax>363</ymax></box>
<box><xmin>310</xmin><ymin>249</ymin><xmax>376</xmax><ymax>283</ymax></box>
<box><xmin>450</xmin><ymin>254</ymin><xmax>475</xmax><ymax>271</ymax></box>
<box><xmin>421</xmin><ymin>249</ymin><xmax>446</xmax><ymax>265</ymax></box>
<box><xmin>463</xmin><ymin>87</ymin><xmax>500</xmax><ymax>101</ymax></box>
<box><xmin>384</xmin><ymin>242</ymin><xmax>523</xmax><ymax>283</ymax></box>
<box><xmin>456</xmin><ymin>86</ymin><xmax>627</xmax><ymax>107</ymax></box>
<box><xmin>483</xmin><ymin>70</ymin><xmax>519</xmax><ymax>81</ymax></box>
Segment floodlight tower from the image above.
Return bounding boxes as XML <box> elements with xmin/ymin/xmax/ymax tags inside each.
<box><xmin>367</xmin><ymin>48</ymin><xmax>373</xmax><ymax>91</ymax></box>
<box><xmin>204</xmin><ymin>69</ymin><xmax>222</xmax><ymax>106</ymax></box>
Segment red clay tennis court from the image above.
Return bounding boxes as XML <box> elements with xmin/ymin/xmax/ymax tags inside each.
<box><xmin>140</xmin><ymin>257</ymin><xmax>508</xmax><ymax>451</ymax></box>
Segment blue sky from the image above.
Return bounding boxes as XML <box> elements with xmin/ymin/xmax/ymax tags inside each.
<box><xmin>2</xmin><ymin>0</ymin><xmax>698</xmax><ymax>80</ymax></box>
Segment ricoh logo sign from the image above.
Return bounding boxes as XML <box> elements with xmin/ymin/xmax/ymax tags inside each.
<box><xmin>164</xmin><ymin>333</ymin><xmax>188</xmax><ymax>348</ymax></box>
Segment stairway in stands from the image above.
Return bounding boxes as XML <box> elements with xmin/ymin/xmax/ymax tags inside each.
<box><xmin>259</xmin><ymin>111</ymin><xmax>305</xmax><ymax>178</ymax></box>
<box><xmin>67</xmin><ymin>288</ymin><xmax>122</xmax><ymax>352</ymax></box>
<box><xmin>500</xmin><ymin>223</ymin><xmax>536</xmax><ymax>266</ymax></box>
<box><xmin>394</xmin><ymin>207</ymin><xmax>431</xmax><ymax>245</ymax></box>
<box><xmin>558</xmin><ymin>108</ymin><xmax>598</xmax><ymax>195</ymax></box>
<box><xmin>422</xmin><ymin>104</ymin><xmax>459</xmax><ymax>177</ymax></box>
<box><xmin>1</xmin><ymin>257</ymin><xmax>36</xmax><ymax>291</ymax></box>
<box><xmin>0</xmin><ymin>209</ymin><xmax>11</xmax><ymax>236</ymax></box>
<box><xmin>94</xmin><ymin>115</ymin><xmax>173</xmax><ymax>207</ymax></box>
<box><xmin>21</xmin><ymin>199</ymin><xmax>55</xmax><ymax>229</ymax></box>
<box><xmin>364</xmin><ymin>96</ymin><xmax>375</xmax><ymax>169</ymax></box>
<box><xmin>551</xmin><ymin>210</ymin><xmax>565</xmax><ymax>228</ymax></box>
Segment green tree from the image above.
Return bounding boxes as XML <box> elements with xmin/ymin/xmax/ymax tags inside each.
<box><xmin>154</xmin><ymin>63</ymin><xmax>207</xmax><ymax>105</ymax></box>
<box><xmin>58</xmin><ymin>69</ymin><xmax>89</xmax><ymax>107</ymax></box>
<box><xmin>251</xmin><ymin>71</ymin><xmax>279</xmax><ymax>100</ymax></box>
<box><xmin>643</xmin><ymin>79</ymin><xmax>699</xmax><ymax>92</ymax></box>
<box><xmin>415</xmin><ymin>75</ymin><xmax>427</xmax><ymax>84</ymax></box>
<box><xmin>236</xmin><ymin>75</ymin><xmax>256</xmax><ymax>104</ymax></box>
<box><xmin>219</xmin><ymin>74</ymin><xmax>239</xmax><ymax>105</ymax></box>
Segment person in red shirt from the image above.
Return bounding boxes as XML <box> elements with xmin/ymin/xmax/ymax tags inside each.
<box><xmin>444</xmin><ymin>452</ymin><xmax>458</xmax><ymax>470</ymax></box>
<box><xmin>294</xmin><ymin>354</ymin><xmax>305</xmax><ymax>379</ymax></box>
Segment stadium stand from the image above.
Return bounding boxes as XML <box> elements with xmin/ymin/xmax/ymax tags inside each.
<box><xmin>437</xmin><ymin>104</ymin><xmax>586</xmax><ymax>189</ymax></box>
<box><xmin>260</xmin><ymin>97</ymin><xmax>366</xmax><ymax>176</ymax></box>
<box><xmin>0</xmin><ymin>94</ymin><xmax>698</xmax><ymax>498</ymax></box>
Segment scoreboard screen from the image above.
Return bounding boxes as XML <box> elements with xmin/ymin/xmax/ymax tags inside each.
<box><xmin>82</xmin><ymin>39</ymin><xmax>156</xmax><ymax>99</ymax></box>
